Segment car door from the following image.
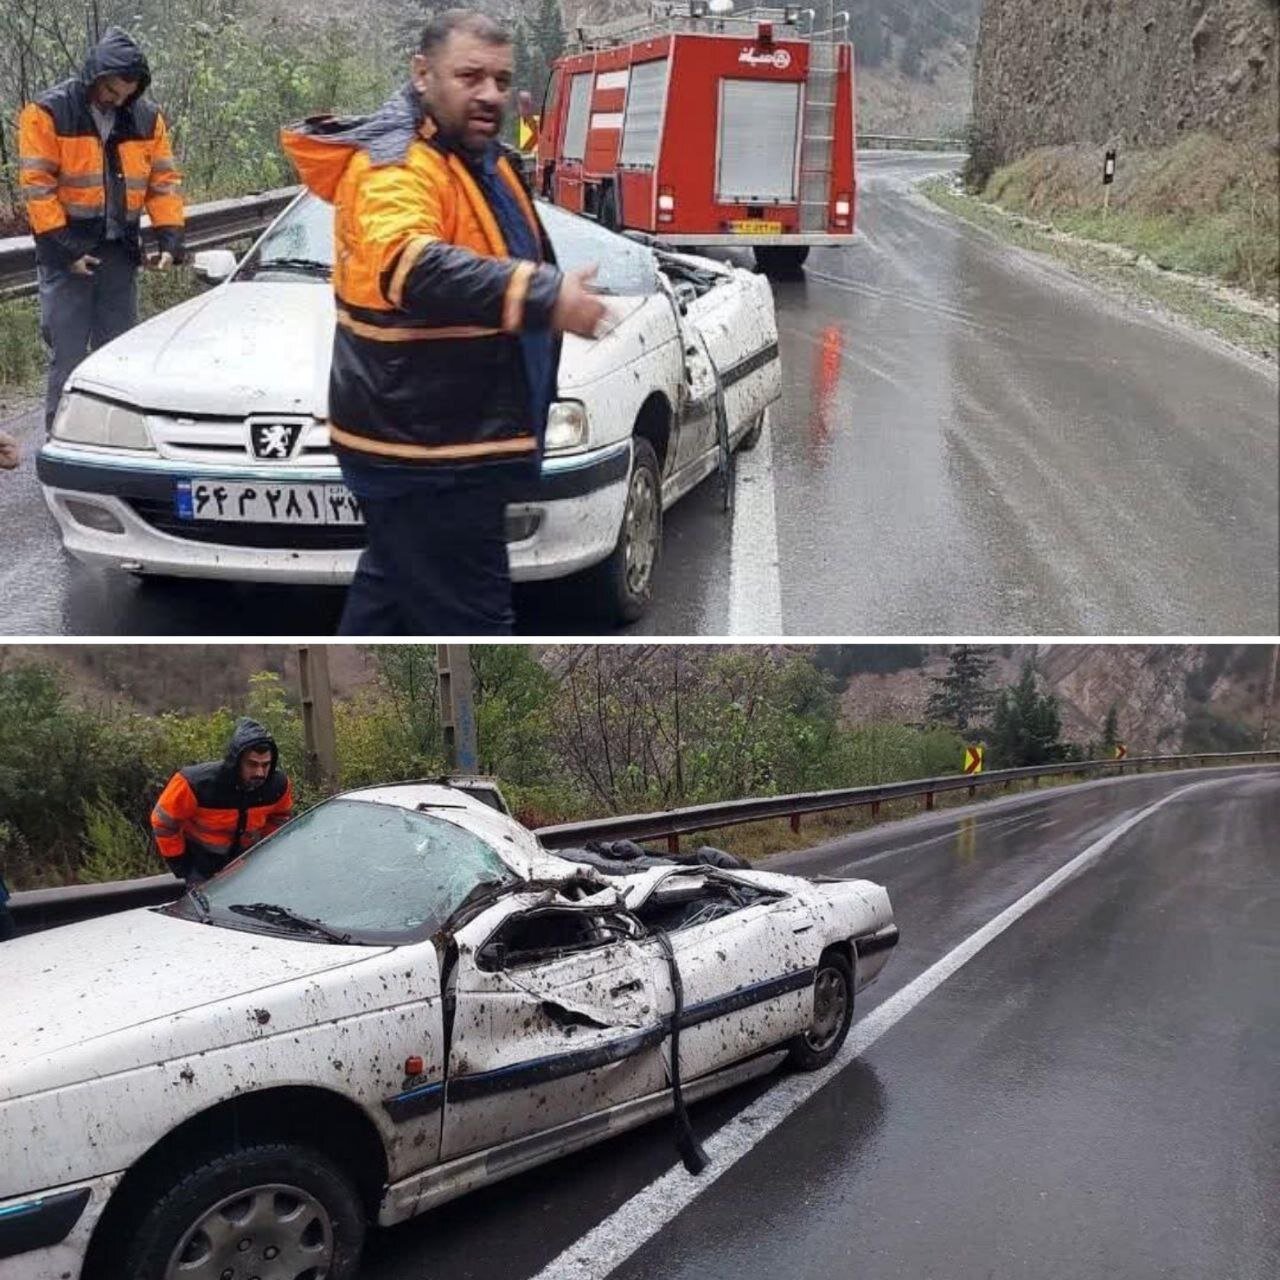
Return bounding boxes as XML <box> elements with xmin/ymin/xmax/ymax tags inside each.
<box><xmin>630</xmin><ymin>871</ymin><xmax>818</xmax><ymax>1083</ymax></box>
<box><xmin>441</xmin><ymin>897</ymin><xmax>667</xmax><ymax>1160</ymax></box>
<box><xmin>674</xmin><ymin>270</ymin><xmax>780</xmax><ymax>473</ymax></box>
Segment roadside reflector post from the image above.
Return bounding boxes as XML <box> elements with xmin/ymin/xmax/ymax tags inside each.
<box><xmin>1102</xmin><ymin>148</ymin><xmax>1117</xmax><ymax>215</ymax></box>
<box><xmin>790</xmin><ymin>812</ymin><xmax>801</xmax><ymax>834</ymax></box>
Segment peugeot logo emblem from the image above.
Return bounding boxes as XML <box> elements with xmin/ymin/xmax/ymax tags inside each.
<box><xmin>249</xmin><ymin>421</ymin><xmax>303</xmax><ymax>460</ymax></box>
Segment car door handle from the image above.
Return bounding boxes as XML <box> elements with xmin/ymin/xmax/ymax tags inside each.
<box><xmin>610</xmin><ymin>979</ymin><xmax>643</xmax><ymax>998</ymax></box>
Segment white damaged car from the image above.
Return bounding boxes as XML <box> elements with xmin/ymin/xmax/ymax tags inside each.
<box><xmin>36</xmin><ymin>195</ymin><xmax>780</xmax><ymax>623</ymax></box>
<box><xmin>0</xmin><ymin>781</ymin><xmax>896</xmax><ymax>1280</ymax></box>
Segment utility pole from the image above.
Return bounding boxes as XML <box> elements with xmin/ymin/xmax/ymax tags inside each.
<box><xmin>297</xmin><ymin>646</ymin><xmax>338</xmax><ymax>790</ymax></box>
<box><xmin>1262</xmin><ymin>642</ymin><xmax>1280</xmax><ymax>750</ymax></box>
<box><xmin>437</xmin><ymin>645</ymin><xmax>479</xmax><ymax>773</ymax></box>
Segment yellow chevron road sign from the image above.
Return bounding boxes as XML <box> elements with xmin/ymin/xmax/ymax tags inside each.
<box><xmin>1113</xmin><ymin>743</ymin><xmax>1127</xmax><ymax>760</ymax></box>
<box><xmin>963</xmin><ymin>745</ymin><xmax>984</xmax><ymax>775</ymax></box>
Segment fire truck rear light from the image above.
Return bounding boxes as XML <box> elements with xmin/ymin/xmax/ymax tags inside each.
<box><xmin>658</xmin><ymin>194</ymin><xmax>675</xmax><ymax>212</ymax></box>
<box><xmin>835</xmin><ymin>199</ymin><xmax>851</xmax><ymax>218</ymax></box>
<box><xmin>658</xmin><ymin>189</ymin><xmax>675</xmax><ymax>222</ymax></box>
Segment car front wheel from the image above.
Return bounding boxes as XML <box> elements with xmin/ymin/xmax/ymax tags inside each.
<box><xmin>787</xmin><ymin>949</ymin><xmax>854</xmax><ymax>1071</ymax></box>
<box><xmin>588</xmin><ymin>436</ymin><xmax>662</xmax><ymax>624</ymax></box>
<box><xmin>122</xmin><ymin>1141</ymin><xmax>366</xmax><ymax>1280</ymax></box>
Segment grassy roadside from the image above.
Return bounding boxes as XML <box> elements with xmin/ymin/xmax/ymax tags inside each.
<box><xmin>0</xmin><ymin>261</ymin><xmax>218</xmax><ymax>401</ymax></box>
<box><xmin>918</xmin><ymin>136</ymin><xmax>1280</xmax><ymax>363</ymax></box>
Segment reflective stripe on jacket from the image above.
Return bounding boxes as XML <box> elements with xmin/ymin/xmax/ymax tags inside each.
<box><xmin>281</xmin><ymin>87</ymin><xmax>563</xmax><ymax>469</ymax></box>
<box><xmin>18</xmin><ymin>27</ymin><xmax>184</xmax><ymax>268</ymax></box>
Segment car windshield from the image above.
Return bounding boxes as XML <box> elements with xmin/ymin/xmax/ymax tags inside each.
<box><xmin>171</xmin><ymin>799</ymin><xmax>521</xmax><ymax>943</ymax></box>
<box><xmin>236</xmin><ymin>192</ymin><xmax>661</xmax><ymax>296</ymax></box>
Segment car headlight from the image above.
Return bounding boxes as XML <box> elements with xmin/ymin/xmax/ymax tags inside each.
<box><xmin>52</xmin><ymin>392</ymin><xmax>153</xmax><ymax>450</ymax></box>
<box><xmin>545</xmin><ymin>400</ymin><xmax>589</xmax><ymax>455</ymax></box>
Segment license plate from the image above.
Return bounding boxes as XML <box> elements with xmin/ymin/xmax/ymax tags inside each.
<box><xmin>175</xmin><ymin>480</ymin><xmax>363</xmax><ymax>525</ymax></box>
<box><xmin>730</xmin><ymin>220</ymin><xmax>784</xmax><ymax>236</ymax></box>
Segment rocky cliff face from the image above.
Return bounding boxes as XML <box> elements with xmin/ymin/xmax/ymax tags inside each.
<box><xmin>972</xmin><ymin>0</ymin><xmax>1279</xmax><ymax>166</ymax></box>
<box><xmin>839</xmin><ymin>645</ymin><xmax>1275</xmax><ymax>754</ymax></box>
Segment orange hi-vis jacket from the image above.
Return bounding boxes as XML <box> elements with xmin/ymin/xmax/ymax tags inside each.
<box><xmin>18</xmin><ymin>27</ymin><xmax>184</xmax><ymax>270</ymax></box>
<box><xmin>151</xmin><ymin>719</ymin><xmax>293</xmax><ymax>881</ymax></box>
<box><xmin>281</xmin><ymin>86</ymin><xmax>563</xmax><ymax>470</ymax></box>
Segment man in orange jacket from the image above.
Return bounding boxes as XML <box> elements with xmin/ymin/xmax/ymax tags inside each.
<box><xmin>150</xmin><ymin>718</ymin><xmax>293</xmax><ymax>884</ymax></box>
<box><xmin>282</xmin><ymin>8</ymin><xmax>603</xmax><ymax>634</ymax></box>
<box><xmin>18</xmin><ymin>28</ymin><xmax>185</xmax><ymax>431</ymax></box>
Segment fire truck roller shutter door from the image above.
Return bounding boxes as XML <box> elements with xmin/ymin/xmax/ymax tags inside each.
<box><xmin>619</xmin><ymin>59</ymin><xmax>670</xmax><ymax>168</ymax></box>
<box><xmin>717</xmin><ymin>79</ymin><xmax>802</xmax><ymax>205</ymax></box>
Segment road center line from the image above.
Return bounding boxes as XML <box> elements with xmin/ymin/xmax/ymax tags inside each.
<box><xmin>727</xmin><ymin>408</ymin><xmax>782</xmax><ymax>635</ymax></box>
<box><xmin>530</xmin><ymin>777</ymin><xmax>1228</xmax><ymax>1280</ymax></box>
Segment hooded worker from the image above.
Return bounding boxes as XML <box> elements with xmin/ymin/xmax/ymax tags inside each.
<box><xmin>18</xmin><ymin>27</ymin><xmax>186</xmax><ymax>430</ymax></box>
<box><xmin>151</xmin><ymin>718</ymin><xmax>294</xmax><ymax>884</ymax></box>
<box><xmin>281</xmin><ymin>7</ymin><xmax>604</xmax><ymax>635</ymax></box>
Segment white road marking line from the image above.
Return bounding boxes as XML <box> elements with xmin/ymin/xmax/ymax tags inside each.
<box><xmin>530</xmin><ymin>777</ymin><xmax>1228</xmax><ymax>1280</ymax></box>
<box><xmin>836</xmin><ymin>810</ymin><xmax>1045</xmax><ymax>873</ymax></box>
<box><xmin>727</xmin><ymin>409</ymin><xmax>782</xmax><ymax>635</ymax></box>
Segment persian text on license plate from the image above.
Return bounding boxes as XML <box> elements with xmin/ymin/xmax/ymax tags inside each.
<box><xmin>175</xmin><ymin>480</ymin><xmax>363</xmax><ymax>525</ymax></box>
<box><xmin>729</xmin><ymin>220</ymin><xmax>784</xmax><ymax>235</ymax></box>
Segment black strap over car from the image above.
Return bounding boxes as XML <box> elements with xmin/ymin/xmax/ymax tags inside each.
<box><xmin>653</xmin><ymin>928</ymin><xmax>709</xmax><ymax>1175</ymax></box>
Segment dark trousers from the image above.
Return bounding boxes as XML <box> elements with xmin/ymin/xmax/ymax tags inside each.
<box><xmin>339</xmin><ymin>480</ymin><xmax>514</xmax><ymax>635</ymax></box>
<box><xmin>38</xmin><ymin>241</ymin><xmax>139</xmax><ymax>430</ymax></box>
<box><xmin>0</xmin><ymin>904</ymin><xmax>15</xmax><ymax>942</ymax></box>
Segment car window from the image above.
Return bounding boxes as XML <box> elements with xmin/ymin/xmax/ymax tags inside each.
<box><xmin>237</xmin><ymin>195</ymin><xmax>335</xmax><ymax>281</ymax></box>
<box><xmin>185</xmin><ymin>799</ymin><xmax>520</xmax><ymax>942</ymax></box>
<box><xmin>537</xmin><ymin>200</ymin><xmax>661</xmax><ymax>297</ymax></box>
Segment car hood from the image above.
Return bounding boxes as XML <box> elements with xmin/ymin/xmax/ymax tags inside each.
<box><xmin>0</xmin><ymin>907</ymin><xmax>386</xmax><ymax>1100</ymax></box>
<box><xmin>70</xmin><ymin>281</ymin><xmax>656</xmax><ymax>416</ymax></box>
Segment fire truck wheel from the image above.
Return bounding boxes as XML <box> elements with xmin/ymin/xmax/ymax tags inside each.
<box><xmin>755</xmin><ymin>246</ymin><xmax>810</xmax><ymax>278</ymax></box>
<box><xmin>591</xmin><ymin>436</ymin><xmax>662</xmax><ymax>623</ymax></box>
<box><xmin>599</xmin><ymin>185</ymin><xmax>620</xmax><ymax>233</ymax></box>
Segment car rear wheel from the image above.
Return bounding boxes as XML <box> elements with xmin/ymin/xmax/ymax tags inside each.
<box><xmin>786</xmin><ymin>949</ymin><xmax>853</xmax><ymax>1071</ymax></box>
<box><xmin>586</xmin><ymin>436</ymin><xmax>662</xmax><ymax>625</ymax></box>
<box><xmin>122</xmin><ymin>1141</ymin><xmax>365</xmax><ymax>1280</ymax></box>
<box><xmin>598</xmin><ymin>184</ymin><xmax>620</xmax><ymax>233</ymax></box>
<box><xmin>755</xmin><ymin>246</ymin><xmax>810</xmax><ymax>279</ymax></box>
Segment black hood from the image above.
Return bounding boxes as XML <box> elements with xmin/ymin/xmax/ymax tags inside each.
<box><xmin>224</xmin><ymin>717</ymin><xmax>280</xmax><ymax>778</ymax></box>
<box><xmin>80</xmin><ymin>26</ymin><xmax>151</xmax><ymax>106</ymax></box>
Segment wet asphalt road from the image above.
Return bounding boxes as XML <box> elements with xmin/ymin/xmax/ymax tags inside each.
<box><xmin>355</xmin><ymin>766</ymin><xmax>1280</xmax><ymax>1280</ymax></box>
<box><xmin>1</xmin><ymin>151</ymin><xmax>1276</xmax><ymax>636</ymax></box>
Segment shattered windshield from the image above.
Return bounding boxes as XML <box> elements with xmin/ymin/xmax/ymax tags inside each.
<box><xmin>174</xmin><ymin>799</ymin><xmax>520</xmax><ymax>943</ymax></box>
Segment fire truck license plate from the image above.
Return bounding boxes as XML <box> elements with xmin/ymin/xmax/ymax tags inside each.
<box><xmin>730</xmin><ymin>220</ymin><xmax>784</xmax><ymax>235</ymax></box>
<box><xmin>175</xmin><ymin>480</ymin><xmax>364</xmax><ymax>525</ymax></box>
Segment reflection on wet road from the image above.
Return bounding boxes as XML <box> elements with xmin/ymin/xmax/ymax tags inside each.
<box><xmin>2</xmin><ymin>152</ymin><xmax>1276</xmax><ymax>635</ymax></box>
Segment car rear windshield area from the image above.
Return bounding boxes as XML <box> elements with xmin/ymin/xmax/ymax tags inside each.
<box><xmin>180</xmin><ymin>800</ymin><xmax>519</xmax><ymax>942</ymax></box>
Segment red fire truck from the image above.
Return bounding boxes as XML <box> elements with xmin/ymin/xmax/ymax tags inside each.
<box><xmin>535</xmin><ymin>2</ymin><xmax>856</xmax><ymax>277</ymax></box>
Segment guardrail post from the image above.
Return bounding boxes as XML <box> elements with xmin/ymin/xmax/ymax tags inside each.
<box><xmin>789</xmin><ymin>813</ymin><xmax>801</xmax><ymax>835</ymax></box>
<box><xmin>667</xmin><ymin>833</ymin><xmax>681</xmax><ymax>855</ymax></box>
<box><xmin>967</xmin><ymin>784</ymin><xmax>976</xmax><ymax>799</ymax></box>
<box><xmin>870</xmin><ymin>801</ymin><xmax>880</xmax><ymax>819</ymax></box>
<box><xmin>925</xmin><ymin>791</ymin><xmax>935</xmax><ymax>811</ymax></box>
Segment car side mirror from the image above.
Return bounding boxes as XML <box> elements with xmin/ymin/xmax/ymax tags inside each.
<box><xmin>192</xmin><ymin>249</ymin><xmax>238</xmax><ymax>285</ymax></box>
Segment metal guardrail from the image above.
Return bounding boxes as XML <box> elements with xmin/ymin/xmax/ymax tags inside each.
<box><xmin>858</xmin><ymin>134</ymin><xmax>963</xmax><ymax>152</ymax></box>
<box><xmin>0</xmin><ymin>187</ymin><xmax>298</xmax><ymax>302</ymax></box>
<box><xmin>8</xmin><ymin>751</ymin><xmax>1277</xmax><ymax>936</ymax></box>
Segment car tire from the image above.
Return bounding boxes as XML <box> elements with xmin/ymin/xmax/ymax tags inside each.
<box><xmin>588</xmin><ymin>436</ymin><xmax>662</xmax><ymax>625</ymax></box>
<box><xmin>786</xmin><ymin>949</ymin><xmax>854</xmax><ymax>1071</ymax></box>
<box><xmin>755</xmin><ymin>245</ymin><xmax>810</xmax><ymax>279</ymax></box>
<box><xmin>119</xmin><ymin>1141</ymin><xmax>366</xmax><ymax>1280</ymax></box>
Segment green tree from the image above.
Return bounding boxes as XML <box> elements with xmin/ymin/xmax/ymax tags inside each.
<box><xmin>1102</xmin><ymin>704</ymin><xmax>1120</xmax><ymax>752</ymax></box>
<box><xmin>988</xmin><ymin>662</ymin><xmax>1071</xmax><ymax>767</ymax></box>
<box><xmin>925</xmin><ymin>645</ymin><xmax>995</xmax><ymax>734</ymax></box>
